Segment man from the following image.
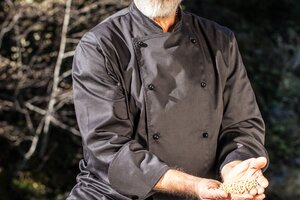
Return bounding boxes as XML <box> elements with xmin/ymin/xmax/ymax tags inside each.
<box><xmin>68</xmin><ymin>0</ymin><xmax>269</xmax><ymax>199</ymax></box>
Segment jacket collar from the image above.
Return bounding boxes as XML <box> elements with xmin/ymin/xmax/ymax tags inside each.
<box><xmin>129</xmin><ymin>1</ymin><xmax>183</xmax><ymax>34</ymax></box>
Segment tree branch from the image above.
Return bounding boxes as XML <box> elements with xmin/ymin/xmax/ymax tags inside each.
<box><xmin>50</xmin><ymin>116</ymin><xmax>80</xmax><ymax>136</ymax></box>
<box><xmin>40</xmin><ymin>0</ymin><xmax>73</xmax><ymax>156</ymax></box>
<box><xmin>0</xmin><ymin>13</ymin><xmax>20</xmax><ymax>49</ymax></box>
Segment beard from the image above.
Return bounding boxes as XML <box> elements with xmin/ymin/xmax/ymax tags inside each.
<box><xmin>134</xmin><ymin>0</ymin><xmax>182</xmax><ymax>18</ymax></box>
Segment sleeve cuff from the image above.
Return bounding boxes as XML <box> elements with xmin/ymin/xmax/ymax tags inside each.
<box><xmin>108</xmin><ymin>141</ymin><xmax>170</xmax><ymax>199</ymax></box>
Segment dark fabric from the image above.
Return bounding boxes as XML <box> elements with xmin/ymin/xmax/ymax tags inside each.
<box><xmin>68</xmin><ymin>2</ymin><xmax>268</xmax><ymax>200</ymax></box>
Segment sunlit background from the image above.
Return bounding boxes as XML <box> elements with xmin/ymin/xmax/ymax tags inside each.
<box><xmin>0</xmin><ymin>0</ymin><xmax>299</xmax><ymax>199</ymax></box>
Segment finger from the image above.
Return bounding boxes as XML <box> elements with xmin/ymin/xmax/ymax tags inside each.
<box><xmin>245</xmin><ymin>162</ymin><xmax>264</xmax><ymax>180</ymax></box>
<box><xmin>256</xmin><ymin>186</ymin><xmax>265</xmax><ymax>195</ymax></box>
<box><xmin>252</xmin><ymin>194</ymin><xmax>266</xmax><ymax>200</ymax></box>
<box><xmin>256</xmin><ymin>175</ymin><xmax>269</xmax><ymax>188</ymax></box>
<box><xmin>249</xmin><ymin>187</ymin><xmax>258</xmax><ymax>196</ymax></box>
<box><xmin>244</xmin><ymin>167</ymin><xmax>259</xmax><ymax>180</ymax></box>
<box><xmin>199</xmin><ymin>189</ymin><xmax>228</xmax><ymax>200</ymax></box>
<box><xmin>230</xmin><ymin>158</ymin><xmax>255</xmax><ymax>178</ymax></box>
<box><xmin>211</xmin><ymin>189</ymin><xmax>228</xmax><ymax>199</ymax></box>
<box><xmin>245</xmin><ymin>167</ymin><xmax>265</xmax><ymax>182</ymax></box>
<box><xmin>206</xmin><ymin>179</ymin><xmax>223</xmax><ymax>189</ymax></box>
<box><xmin>209</xmin><ymin>188</ymin><xmax>228</xmax><ymax>199</ymax></box>
<box><xmin>231</xmin><ymin>193</ymin><xmax>253</xmax><ymax>200</ymax></box>
<box><xmin>253</xmin><ymin>169</ymin><xmax>263</xmax><ymax>179</ymax></box>
<box><xmin>250</xmin><ymin>157</ymin><xmax>268</xmax><ymax>170</ymax></box>
<box><xmin>243</xmin><ymin>157</ymin><xmax>267</xmax><ymax>179</ymax></box>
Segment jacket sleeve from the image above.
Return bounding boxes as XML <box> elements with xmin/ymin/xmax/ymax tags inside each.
<box><xmin>72</xmin><ymin>32</ymin><xmax>170</xmax><ymax>199</ymax></box>
<box><xmin>217</xmin><ymin>31</ymin><xmax>269</xmax><ymax>171</ymax></box>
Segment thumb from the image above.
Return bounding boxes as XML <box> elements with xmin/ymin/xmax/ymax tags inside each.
<box><xmin>250</xmin><ymin>157</ymin><xmax>268</xmax><ymax>170</ymax></box>
<box><xmin>209</xmin><ymin>188</ymin><xmax>229</xmax><ymax>199</ymax></box>
<box><xmin>226</xmin><ymin>158</ymin><xmax>254</xmax><ymax>180</ymax></box>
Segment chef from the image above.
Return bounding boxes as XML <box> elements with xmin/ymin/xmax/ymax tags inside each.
<box><xmin>67</xmin><ymin>0</ymin><xmax>269</xmax><ymax>199</ymax></box>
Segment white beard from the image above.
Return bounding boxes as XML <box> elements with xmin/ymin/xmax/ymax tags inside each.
<box><xmin>134</xmin><ymin>0</ymin><xmax>182</xmax><ymax>18</ymax></box>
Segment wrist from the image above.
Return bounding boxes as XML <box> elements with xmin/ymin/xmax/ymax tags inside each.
<box><xmin>192</xmin><ymin>177</ymin><xmax>205</xmax><ymax>198</ymax></box>
<box><xmin>154</xmin><ymin>169</ymin><xmax>201</xmax><ymax>197</ymax></box>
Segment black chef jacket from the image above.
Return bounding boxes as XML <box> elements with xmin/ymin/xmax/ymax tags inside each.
<box><xmin>67</xmin><ymin>2</ymin><xmax>268</xmax><ymax>200</ymax></box>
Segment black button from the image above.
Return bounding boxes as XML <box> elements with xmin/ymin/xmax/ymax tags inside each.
<box><xmin>191</xmin><ymin>38</ymin><xmax>197</xmax><ymax>44</ymax></box>
<box><xmin>148</xmin><ymin>84</ymin><xmax>155</xmax><ymax>90</ymax></box>
<box><xmin>137</xmin><ymin>41</ymin><xmax>147</xmax><ymax>48</ymax></box>
<box><xmin>153</xmin><ymin>133</ymin><xmax>160</xmax><ymax>141</ymax></box>
<box><xmin>201</xmin><ymin>81</ymin><xmax>207</xmax><ymax>88</ymax></box>
<box><xmin>203</xmin><ymin>132</ymin><xmax>209</xmax><ymax>138</ymax></box>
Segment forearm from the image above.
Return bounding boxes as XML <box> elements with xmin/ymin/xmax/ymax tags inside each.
<box><xmin>153</xmin><ymin>169</ymin><xmax>199</xmax><ymax>197</ymax></box>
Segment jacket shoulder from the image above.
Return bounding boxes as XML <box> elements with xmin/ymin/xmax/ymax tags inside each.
<box><xmin>184</xmin><ymin>12</ymin><xmax>235</xmax><ymax>51</ymax></box>
<box><xmin>184</xmin><ymin>12</ymin><xmax>236</xmax><ymax>62</ymax></box>
<box><xmin>81</xmin><ymin>7</ymin><xmax>131</xmax><ymax>43</ymax></box>
<box><xmin>186</xmin><ymin>12</ymin><xmax>233</xmax><ymax>37</ymax></box>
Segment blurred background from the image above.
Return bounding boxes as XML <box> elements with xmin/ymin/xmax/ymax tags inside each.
<box><xmin>0</xmin><ymin>0</ymin><xmax>299</xmax><ymax>199</ymax></box>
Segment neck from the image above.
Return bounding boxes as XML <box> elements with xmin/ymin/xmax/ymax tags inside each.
<box><xmin>152</xmin><ymin>10</ymin><xmax>178</xmax><ymax>33</ymax></box>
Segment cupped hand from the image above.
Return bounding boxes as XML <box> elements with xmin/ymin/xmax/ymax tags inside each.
<box><xmin>221</xmin><ymin>157</ymin><xmax>269</xmax><ymax>199</ymax></box>
<box><xmin>195</xmin><ymin>178</ymin><xmax>229</xmax><ymax>200</ymax></box>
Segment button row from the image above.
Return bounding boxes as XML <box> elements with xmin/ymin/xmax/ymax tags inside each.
<box><xmin>138</xmin><ymin>39</ymin><xmax>198</xmax><ymax>48</ymax></box>
<box><xmin>148</xmin><ymin>82</ymin><xmax>206</xmax><ymax>90</ymax></box>
<box><xmin>152</xmin><ymin>132</ymin><xmax>209</xmax><ymax>141</ymax></box>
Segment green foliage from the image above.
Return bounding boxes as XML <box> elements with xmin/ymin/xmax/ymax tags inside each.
<box><xmin>12</xmin><ymin>176</ymin><xmax>46</xmax><ymax>198</ymax></box>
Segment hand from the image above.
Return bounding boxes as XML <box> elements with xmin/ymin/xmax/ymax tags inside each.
<box><xmin>221</xmin><ymin>157</ymin><xmax>269</xmax><ymax>200</ymax></box>
<box><xmin>154</xmin><ymin>169</ymin><xmax>229</xmax><ymax>199</ymax></box>
<box><xmin>195</xmin><ymin>178</ymin><xmax>229</xmax><ymax>200</ymax></box>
